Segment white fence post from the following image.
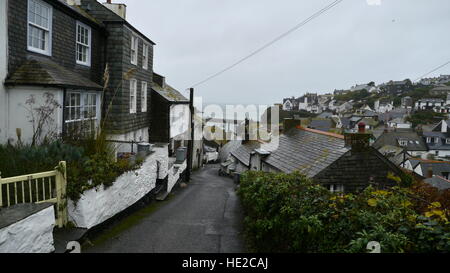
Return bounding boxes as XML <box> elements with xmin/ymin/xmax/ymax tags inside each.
<box><xmin>55</xmin><ymin>161</ymin><xmax>68</xmax><ymax>228</ymax></box>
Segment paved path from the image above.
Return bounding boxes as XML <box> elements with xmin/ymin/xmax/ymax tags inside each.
<box><xmin>85</xmin><ymin>165</ymin><xmax>245</xmax><ymax>253</ymax></box>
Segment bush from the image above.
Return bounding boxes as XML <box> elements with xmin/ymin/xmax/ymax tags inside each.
<box><xmin>238</xmin><ymin>171</ymin><xmax>450</xmax><ymax>253</ymax></box>
<box><xmin>0</xmin><ymin>140</ymin><xmax>143</xmax><ymax>201</ymax></box>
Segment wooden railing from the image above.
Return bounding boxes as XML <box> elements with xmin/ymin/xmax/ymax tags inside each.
<box><xmin>0</xmin><ymin>161</ymin><xmax>68</xmax><ymax>228</ymax></box>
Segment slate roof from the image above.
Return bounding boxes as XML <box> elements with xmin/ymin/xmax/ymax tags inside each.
<box><xmin>151</xmin><ymin>73</ymin><xmax>189</xmax><ymax>103</ymax></box>
<box><xmin>5</xmin><ymin>57</ymin><xmax>103</xmax><ymax>90</ymax></box>
<box><xmin>378</xmin><ymin>145</ymin><xmax>411</xmax><ymax>166</ymax></box>
<box><xmin>372</xmin><ymin>130</ymin><xmax>427</xmax><ymax>151</ymax></box>
<box><xmin>230</xmin><ymin>141</ymin><xmax>262</xmax><ymax>167</ymax></box>
<box><xmin>424</xmin><ymin>176</ymin><xmax>450</xmax><ymax>191</ymax></box>
<box><xmin>418</xmin><ymin>161</ymin><xmax>450</xmax><ymax>177</ymax></box>
<box><xmin>423</xmin><ymin>132</ymin><xmax>450</xmax><ymax>151</ymax></box>
<box><xmin>262</xmin><ymin>128</ymin><xmax>348</xmax><ymax>176</ymax></box>
<box><xmin>309</xmin><ymin>119</ymin><xmax>334</xmax><ymax>132</ymax></box>
<box><xmin>314</xmin><ymin>146</ymin><xmax>404</xmax><ymax>190</ymax></box>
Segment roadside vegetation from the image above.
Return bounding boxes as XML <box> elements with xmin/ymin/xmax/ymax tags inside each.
<box><xmin>238</xmin><ymin>171</ymin><xmax>450</xmax><ymax>253</ymax></box>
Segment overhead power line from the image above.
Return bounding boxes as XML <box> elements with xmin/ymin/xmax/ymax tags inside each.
<box><xmin>414</xmin><ymin>60</ymin><xmax>450</xmax><ymax>82</ymax></box>
<box><xmin>189</xmin><ymin>0</ymin><xmax>345</xmax><ymax>88</ymax></box>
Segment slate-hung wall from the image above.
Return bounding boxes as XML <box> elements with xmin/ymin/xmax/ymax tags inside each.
<box><xmin>102</xmin><ymin>22</ymin><xmax>154</xmax><ymax>135</ymax></box>
<box><xmin>7</xmin><ymin>0</ymin><xmax>104</xmax><ymax>85</ymax></box>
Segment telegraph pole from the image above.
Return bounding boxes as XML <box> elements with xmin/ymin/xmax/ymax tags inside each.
<box><xmin>187</xmin><ymin>88</ymin><xmax>195</xmax><ymax>181</ymax></box>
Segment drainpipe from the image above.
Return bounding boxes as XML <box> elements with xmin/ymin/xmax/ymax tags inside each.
<box><xmin>187</xmin><ymin>88</ymin><xmax>194</xmax><ymax>181</ymax></box>
<box><xmin>61</xmin><ymin>88</ymin><xmax>66</xmax><ymax>137</ymax></box>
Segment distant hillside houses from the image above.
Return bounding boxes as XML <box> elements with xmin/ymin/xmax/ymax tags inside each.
<box><xmin>419</xmin><ymin>75</ymin><xmax>450</xmax><ymax>86</ymax></box>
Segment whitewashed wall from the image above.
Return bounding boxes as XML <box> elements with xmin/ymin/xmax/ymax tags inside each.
<box><xmin>168</xmin><ymin>161</ymin><xmax>187</xmax><ymax>193</ymax></box>
<box><xmin>68</xmin><ymin>145</ymin><xmax>170</xmax><ymax>229</ymax></box>
<box><xmin>170</xmin><ymin>104</ymin><xmax>190</xmax><ymax>139</ymax></box>
<box><xmin>4</xmin><ymin>86</ymin><xmax>63</xmax><ymax>145</ymax></box>
<box><xmin>108</xmin><ymin>127</ymin><xmax>150</xmax><ymax>154</ymax></box>
<box><xmin>0</xmin><ymin>206</ymin><xmax>55</xmax><ymax>253</ymax></box>
<box><xmin>0</xmin><ymin>0</ymin><xmax>8</xmax><ymax>143</ymax></box>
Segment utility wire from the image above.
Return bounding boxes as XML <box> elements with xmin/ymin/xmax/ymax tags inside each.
<box><xmin>414</xmin><ymin>60</ymin><xmax>450</xmax><ymax>82</ymax></box>
<box><xmin>189</xmin><ymin>0</ymin><xmax>345</xmax><ymax>88</ymax></box>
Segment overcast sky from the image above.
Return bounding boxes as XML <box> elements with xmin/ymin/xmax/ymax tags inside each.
<box><xmin>120</xmin><ymin>0</ymin><xmax>450</xmax><ymax>106</ymax></box>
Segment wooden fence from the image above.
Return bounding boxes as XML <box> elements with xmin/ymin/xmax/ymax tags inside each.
<box><xmin>0</xmin><ymin>161</ymin><xmax>68</xmax><ymax>228</ymax></box>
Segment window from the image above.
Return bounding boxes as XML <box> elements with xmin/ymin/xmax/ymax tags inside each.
<box><xmin>27</xmin><ymin>0</ymin><xmax>52</xmax><ymax>55</ymax></box>
<box><xmin>446</xmin><ymin>138</ymin><xmax>450</xmax><ymax>145</ymax></box>
<box><xmin>141</xmin><ymin>81</ymin><xmax>147</xmax><ymax>112</ymax></box>
<box><xmin>76</xmin><ymin>22</ymin><xmax>91</xmax><ymax>66</ymax></box>
<box><xmin>329</xmin><ymin>184</ymin><xmax>344</xmax><ymax>193</ymax></box>
<box><xmin>131</xmin><ymin>35</ymin><xmax>138</xmax><ymax>65</ymax></box>
<box><xmin>130</xmin><ymin>79</ymin><xmax>137</xmax><ymax>113</ymax></box>
<box><xmin>399</xmin><ymin>140</ymin><xmax>408</xmax><ymax>147</ymax></box>
<box><xmin>435</xmin><ymin>137</ymin><xmax>440</xmax><ymax>144</ymax></box>
<box><xmin>142</xmin><ymin>43</ymin><xmax>149</xmax><ymax>70</ymax></box>
<box><xmin>426</xmin><ymin>137</ymin><xmax>432</xmax><ymax>143</ymax></box>
<box><xmin>65</xmin><ymin>92</ymin><xmax>99</xmax><ymax>136</ymax></box>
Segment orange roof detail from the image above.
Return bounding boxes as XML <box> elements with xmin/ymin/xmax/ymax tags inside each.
<box><xmin>297</xmin><ymin>126</ymin><xmax>345</xmax><ymax>140</ymax></box>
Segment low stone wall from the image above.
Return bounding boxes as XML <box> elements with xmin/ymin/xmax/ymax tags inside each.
<box><xmin>0</xmin><ymin>204</ymin><xmax>55</xmax><ymax>253</ymax></box>
<box><xmin>168</xmin><ymin>160</ymin><xmax>187</xmax><ymax>193</ymax></box>
<box><xmin>68</xmin><ymin>145</ymin><xmax>169</xmax><ymax>229</ymax></box>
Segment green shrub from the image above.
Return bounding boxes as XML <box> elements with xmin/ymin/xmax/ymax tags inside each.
<box><xmin>237</xmin><ymin>171</ymin><xmax>450</xmax><ymax>253</ymax></box>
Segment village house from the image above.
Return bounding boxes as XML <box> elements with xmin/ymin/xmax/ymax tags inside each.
<box><xmin>415</xmin><ymin>98</ymin><xmax>445</xmax><ymax>112</ymax></box>
<box><xmin>379</xmin><ymin>79</ymin><xmax>413</xmax><ymax>95</ymax></box>
<box><xmin>430</xmin><ymin>86</ymin><xmax>450</xmax><ymax>96</ymax></box>
<box><xmin>422</xmin><ymin>120</ymin><xmax>450</xmax><ymax>159</ymax></box>
<box><xmin>0</xmin><ymin>0</ymin><xmax>165</xmax><ymax>156</ymax></box>
<box><xmin>1</xmin><ymin>0</ymin><xmax>107</xmax><ymax>145</ymax></box>
<box><xmin>404</xmin><ymin>158</ymin><xmax>450</xmax><ymax>190</ymax></box>
<box><xmin>226</xmin><ymin>120</ymin><xmax>404</xmax><ymax>193</ymax></box>
<box><xmin>149</xmin><ymin>73</ymin><xmax>190</xmax><ymax>160</ymax></box>
<box><xmin>374</xmin><ymin>99</ymin><xmax>394</xmax><ymax>113</ymax></box>
<box><xmin>401</xmin><ymin>96</ymin><xmax>413</xmax><ymax>109</ymax></box>
<box><xmin>282</xmin><ymin>97</ymin><xmax>298</xmax><ymax>111</ymax></box>
<box><xmin>372</xmin><ymin>129</ymin><xmax>428</xmax><ymax>158</ymax></box>
<box><xmin>387</xmin><ymin>117</ymin><xmax>412</xmax><ymax>129</ymax></box>
<box><xmin>74</xmin><ymin>0</ymin><xmax>155</xmax><ymax>154</ymax></box>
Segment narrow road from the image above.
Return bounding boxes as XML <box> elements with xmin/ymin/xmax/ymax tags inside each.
<box><xmin>85</xmin><ymin>164</ymin><xmax>245</xmax><ymax>253</ymax></box>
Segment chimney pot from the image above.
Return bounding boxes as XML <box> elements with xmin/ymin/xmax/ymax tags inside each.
<box><xmin>358</xmin><ymin>122</ymin><xmax>366</xmax><ymax>133</ymax></box>
<box><xmin>427</xmin><ymin>166</ymin><xmax>433</xmax><ymax>179</ymax></box>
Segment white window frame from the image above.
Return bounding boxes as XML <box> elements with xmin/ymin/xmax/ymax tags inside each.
<box><xmin>27</xmin><ymin>0</ymin><xmax>53</xmax><ymax>56</ymax></box>
<box><xmin>65</xmin><ymin>91</ymin><xmax>101</xmax><ymax>134</ymax></box>
<box><xmin>399</xmin><ymin>140</ymin><xmax>408</xmax><ymax>147</ymax></box>
<box><xmin>329</xmin><ymin>184</ymin><xmax>344</xmax><ymax>193</ymax></box>
<box><xmin>142</xmin><ymin>43</ymin><xmax>149</xmax><ymax>70</ymax></box>
<box><xmin>446</xmin><ymin>138</ymin><xmax>450</xmax><ymax>145</ymax></box>
<box><xmin>426</xmin><ymin>137</ymin><xmax>431</xmax><ymax>144</ymax></box>
<box><xmin>76</xmin><ymin>21</ymin><xmax>91</xmax><ymax>66</ymax></box>
<box><xmin>130</xmin><ymin>79</ymin><xmax>137</xmax><ymax>114</ymax></box>
<box><xmin>141</xmin><ymin>81</ymin><xmax>148</xmax><ymax>112</ymax></box>
<box><xmin>435</xmin><ymin>137</ymin><xmax>440</xmax><ymax>144</ymax></box>
<box><xmin>131</xmin><ymin>34</ymin><xmax>138</xmax><ymax>65</ymax></box>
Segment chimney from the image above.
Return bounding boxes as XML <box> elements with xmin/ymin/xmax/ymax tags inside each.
<box><xmin>427</xmin><ymin>166</ymin><xmax>433</xmax><ymax>179</ymax></box>
<box><xmin>103</xmin><ymin>1</ymin><xmax>127</xmax><ymax>19</ymax></box>
<box><xmin>358</xmin><ymin>122</ymin><xmax>366</xmax><ymax>133</ymax></box>
<box><xmin>345</xmin><ymin>122</ymin><xmax>372</xmax><ymax>151</ymax></box>
<box><xmin>243</xmin><ymin>118</ymin><xmax>250</xmax><ymax>143</ymax></box>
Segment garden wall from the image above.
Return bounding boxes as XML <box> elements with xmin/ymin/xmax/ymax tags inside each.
<box><xmin>0</xmin><ymin>204</ymin><xmax>55</xmax><ymax>253</ymax></box>
<box><xmin>68</xmin><ymin>145</ymin><xmax>169</xmax><ymax>229</ymax></box>
<box><xmin>168</xmin><ymin>161</ymin><xmax>187</xmax><ymax>193</ymax></box>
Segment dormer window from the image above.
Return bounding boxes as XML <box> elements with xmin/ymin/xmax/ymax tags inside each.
<box><xmin>399</xmin><ymin>140</ymin><xmax>408</xmax><ymax>147</ymax></box>
<box><xmin>446</xmin><ymin>138</ymin><xmax>450</xmax><ymax>145</ymax></box>
<box><xmin>27</xmin><ymin>0</ymin><xmax>52</xmax><ymax>56</ymax></box>
<box><xmin>435</xmin><ymin>137</ymin><xmax>440</xmax><ymax>143</ymax></box>
<box><xmin>426</xmin><ymin>137</ymin><xmax>432</xmax><ymax>143</ymax></box>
